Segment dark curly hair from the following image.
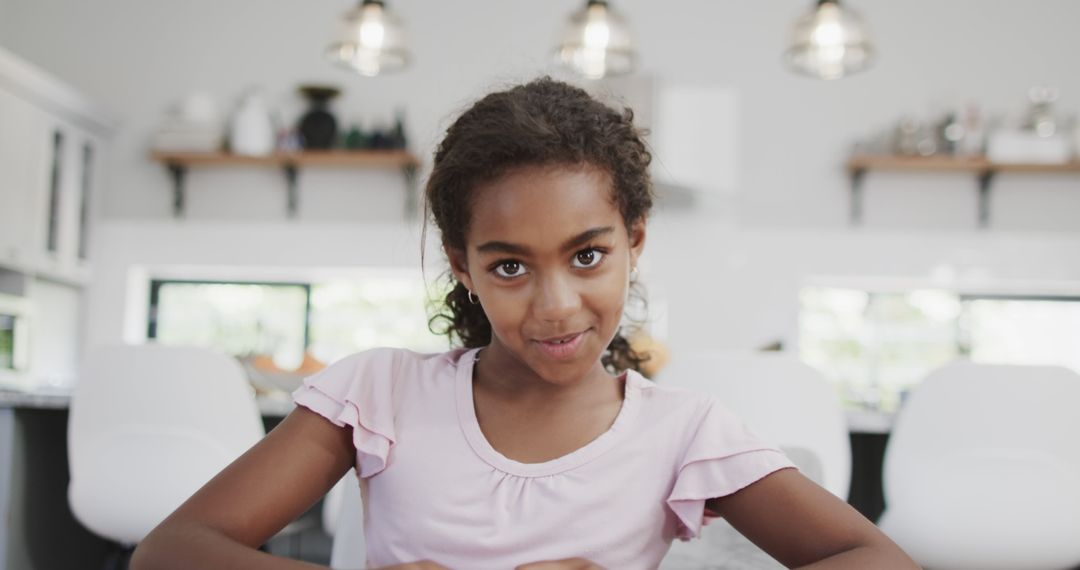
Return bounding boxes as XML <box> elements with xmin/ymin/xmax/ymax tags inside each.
<box><xmin>424</xmin><ymin>77</ymin><xmax>654</xmax><ymax>373</ymax></box>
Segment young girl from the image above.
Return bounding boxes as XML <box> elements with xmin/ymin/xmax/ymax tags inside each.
<box><xmin>132</xmin><ymin>78</ymin><xmax>916</xmax><ymax>569</ymax></box>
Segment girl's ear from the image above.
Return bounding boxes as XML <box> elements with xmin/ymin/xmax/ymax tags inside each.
<box><xmin>445</xmin><ymin>246</ymin><xmax>475</xmax><ymax>292</ymax></box>
<box><xmin>628</xmin><ymin>218</ymin><xmax>647</xmax><ymax>268</ymax></box>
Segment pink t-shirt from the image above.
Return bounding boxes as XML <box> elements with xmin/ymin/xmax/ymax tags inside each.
<box><xmin>292</xmin><ymin>347</ymin><xmax>794</xmax><ymax>569</ymax></box>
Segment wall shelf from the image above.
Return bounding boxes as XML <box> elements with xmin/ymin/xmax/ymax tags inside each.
<box><xmin>845</xmin><ymin>155</ymin><xmax>1080</xmax><ymax>228</ymax></box>
<box><xmin>151</xmin><ymin>150</ymin><xmax>422</xmax><ymax>218</ymax></box>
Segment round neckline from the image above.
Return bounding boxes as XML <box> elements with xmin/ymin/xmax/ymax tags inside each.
<box><xmin>455</xmin><ymin>347</ymin><xmax>642</xmax><ymax>478</ymax></box>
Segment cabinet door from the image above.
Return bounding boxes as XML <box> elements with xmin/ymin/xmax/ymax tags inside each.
<box><xmin>2</xmin><ymin>88</ymin><xmax>101</xmax><ymax>284</ymax></box>
<box><xmin>0</xmin><ymin>86</ymin><xmax>47</xmax><ymax>270</ymax></box>
<box><xmin>52</xmin><ymin>125</ymin><xmax>98</xmax><ymax>281</ymax></box>
<box><xmin>32</xmin><ymin>115</ymin><xmax>89</xmax><ymax>282</ymax></box>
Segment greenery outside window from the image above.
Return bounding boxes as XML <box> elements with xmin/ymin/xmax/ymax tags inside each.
<box><xmin>800</xmin><ymin>287</ymin><xmax>1080</xmax><ymax>413</ymax></box>
<box><xmin>148</xmin><ymin>274</ymin><xmax>450</xmax><ymax>370</ymax></box>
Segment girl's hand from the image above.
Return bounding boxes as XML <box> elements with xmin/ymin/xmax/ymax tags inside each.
<box><xmin>515</xmin><ymin>558</ymin><xmax>605</xmax><ymax>570</ymax></box>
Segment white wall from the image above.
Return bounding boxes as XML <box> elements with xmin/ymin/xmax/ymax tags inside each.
<box><xmin>83</xmin><ymin>218</ymin><xmax>1080</xmax><ymax>361</ymax></box>
<box><xmin>3</xmin><ymin>0</ymin><xmax>1080</xmax><ymax>228</ymax></box>
<box><xmin>26</xmin><ymin>279</ymin><xmax>81</xmax><ymax>388</ymax></box>
<box><xmin>644</xmin><ymin>217</ymin><xmax>1080</xmax><ymax>355</ymax></box>
<box><xmin>4</xmin><ymin>0</ymin><xmax>1080</xmax><ymax>364</ymax></box>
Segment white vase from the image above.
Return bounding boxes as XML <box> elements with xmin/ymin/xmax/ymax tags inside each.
<box><xmin>229</xmin><ymin>93</ymin><xmax>276</xmax><ymax>156</ymax></box>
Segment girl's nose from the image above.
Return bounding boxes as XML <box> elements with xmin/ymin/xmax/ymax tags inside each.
<box><xmin>532</xmin><ymin>273</ymin><xmax>581</xmax><ymax>323</ymax></box>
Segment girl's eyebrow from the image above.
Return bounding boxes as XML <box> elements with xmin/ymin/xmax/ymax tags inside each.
<box><xmin>476</xmin><ymin>226</ymin><xmax>615</xmax><ymax>256</ymax></box>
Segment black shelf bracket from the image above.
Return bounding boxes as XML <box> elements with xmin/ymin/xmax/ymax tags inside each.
<box><xmin>283</xmin><ymin>163</ymin><xmax>300</xmax><ymax>218</ymax></box>
<box><xmin>976</xmin><ymin>169</ymin><xmax>996</xmax><ymax>229</ymax></box>
<box><xmin>847</xmin><ymin>164</ymin><xmax>1004</xmax><ymax>229</ymax></box>
<box><xmin>167</xmin><ymin>163</ymin><xmax>186</xmax><ymax>218</ymax></box>
<box><xmin>160</xmin><ymin>155</ymin><xmax>419</xmax><ymax>219</ymax></box>
<box><xmin>849</xmin><ymin>167</ymin><xmax>867</xmax><ymax>225</ymax></box>
<box><xmin>402</xmin><ymin>163</ymin><xmax>419</xmax><ymax>218</ymax></box>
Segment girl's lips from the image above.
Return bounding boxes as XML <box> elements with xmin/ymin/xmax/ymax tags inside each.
<box><xmin>534</xmin><ymin>330</ymin><xmax>587</xmax><ymax>360</ymax></box>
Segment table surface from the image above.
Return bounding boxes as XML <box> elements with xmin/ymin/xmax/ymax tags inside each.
<box><xmin>0</xmin><ymin>388</ymin><xmax>896</xmax><ymax>432</ymax></box>
<box><xmin>0</xmin><ymin>388</ymin><xmax>296</xmax><ymax>417</ymax></box>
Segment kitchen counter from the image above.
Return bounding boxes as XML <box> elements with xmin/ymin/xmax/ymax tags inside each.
<box><xmin>0</xmin><ymin>388</ymin><xmax>297</xmax><ymax>417</ymax></box>
<box><xmin>0</xmin><ymin>388</ymin><xmax>897</xmax><ymax>433</ymax></box>
<box><xmin>0</xmin><ymin>389</ymin><xmax>299</xmax><ymax>569</ymax></box>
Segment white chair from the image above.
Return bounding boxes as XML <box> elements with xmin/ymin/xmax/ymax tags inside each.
<box><xmin>655</xmin><ymin>350</ymin><xmax>851</xmax><ymax>496</ymax></box>
<box><xmin>655</xmin><ymin>350</ymin><xmax>851</xmax><ymax>570</ymax></box>
<box><xmin>68</xmin><ymin>344</ymin><xmax>265</xmax><ymax>548</ymax></box>
<box><xmin>878</xmin><ymin>362</ymin><xmax>1080</xmax><ymax>570</ymax></box>
<box><xmin>323</xmin><ymin>469</ymin><xmax>365</xmax><ymax>569</ymax></box>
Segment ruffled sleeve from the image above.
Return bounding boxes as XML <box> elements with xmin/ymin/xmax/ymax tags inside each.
<box><xmin>291</xmin><ymin>348</ymin><xmax>400</xmax><ymax>478</ymax></box>
<box><xmin>666</xmin><ymin>399</ymin><xmax>796</xmax><ymax>540</ymax></box>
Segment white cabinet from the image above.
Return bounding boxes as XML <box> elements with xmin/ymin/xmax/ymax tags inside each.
<box><xmin>30</xmin><ymin>116</ymin><xmax>101</xmax><ymax>284</ymax></box>
<box><xmin>0</xmin><ymin>47</ymin><xmax>112</xmax><ymax>286</ymax></box>
<box><xmin>0</xmin><ymin>85</ymin><xmax>46</xmax><ymax>271</ymax></box>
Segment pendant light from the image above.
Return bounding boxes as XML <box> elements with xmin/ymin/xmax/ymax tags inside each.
<box><xmin>785</xmin><ymin>0</ymin><xmax>874</xmax><ymax>80</ymax></box>
<box><xmin>326</xmin><ymin>0</ymin><xmax>409</xmax><ymax>77</ymax></box>
<box><xmin>555</xmin><ymin>0</ymin><xmax>635</xmax><ymax>80</ymax></box>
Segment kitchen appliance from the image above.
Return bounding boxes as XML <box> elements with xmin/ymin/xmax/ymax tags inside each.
<box><xmin>0</xmin><ymin>293</ymin><xmax>32</xmax><ymax>390</ymax></box>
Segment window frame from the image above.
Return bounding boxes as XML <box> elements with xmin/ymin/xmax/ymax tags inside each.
<box><xmin>146</xmin><ymin>278</ymin><xmax>313</xmax><ymax>351</ymax></box>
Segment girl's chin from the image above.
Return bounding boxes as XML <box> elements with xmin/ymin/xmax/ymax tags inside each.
<box><xmin>526</xmin><ymin>342</ymin><xmax>611</xmax><ymax>381</ymax></box>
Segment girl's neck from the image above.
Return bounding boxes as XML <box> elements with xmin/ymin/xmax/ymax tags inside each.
<box><xmin>472</xmin><ymin>341</ymin><xmax>617</xmax><ymax>408</ymax></box>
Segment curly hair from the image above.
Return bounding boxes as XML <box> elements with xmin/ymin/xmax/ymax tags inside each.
<box><xmin>424</xmin><ymin>77</ymin><xmax>654</xmax><ymax>373</ymax></box>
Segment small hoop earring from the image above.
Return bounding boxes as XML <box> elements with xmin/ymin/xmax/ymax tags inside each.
<box><xmin>630</xmin><ymin>266</ymin><xmax>639</xmax><ymax>281</ymax></box>
<box><xmin>467</xmin><ymin>289</ymin><xmax>480</xmax><ymax>304</ymax></box>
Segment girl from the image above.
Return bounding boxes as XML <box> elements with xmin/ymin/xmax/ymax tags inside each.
<box><xmin>132</xmin><ymin>78</ymin><xmax>916</xmax><ymax>569</ymax></box>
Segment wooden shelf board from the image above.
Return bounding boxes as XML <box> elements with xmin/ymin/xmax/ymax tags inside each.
<box><xmin>847</xmin><ymin>155</ymin><xmax>1080</xmax><ymax>173</ymax></box>
<box><xmin>993</xmin><ymin>162</ymin><xmax>1080</xmax><ymax>173</ymax></box>
<box><xmin>151</xmin><ymin>150</ymin><xmax>420</xmax><ymax>169</ymax></box>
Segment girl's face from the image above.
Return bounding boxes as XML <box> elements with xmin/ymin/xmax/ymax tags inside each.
<box><xmin>448</xmin><ymin>163</ymin><xmax>645</xmax><ymax>385</ymax></box>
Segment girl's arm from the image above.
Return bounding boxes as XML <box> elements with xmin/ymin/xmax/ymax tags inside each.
<box><xmin>130</xmin><ymin>406</ymin><xmax>354</xmax><ymax>570</ymax></box>
<box><xmin>706</xmin><ymin>468</ymin><xmax>919</xmax><ymax>569</ymax></box>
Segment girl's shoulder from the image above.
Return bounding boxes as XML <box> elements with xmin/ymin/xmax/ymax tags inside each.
<box><xmin>627</xmin><ymin>369</ymin><xmax>722</xmax><ymax>419</ymax></box>
<box><xmin>293</xmin><ymin>346</ymin><xmax>471</xmax><ymax>407</ymax></box>
<box><xmin>627</xmin><ymin>370</ymin><xmax>773</xmax><ymax>451</ymax></box>
<box><xmin>312</xmin><ymin>346</ymin><xmax>471</xmax><ymax>382</ymax></box>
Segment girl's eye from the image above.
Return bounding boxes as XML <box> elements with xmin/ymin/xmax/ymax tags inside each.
<box><xmin>572</xmin><ymin>248</ymin><xmax>605</xmax><ymax>269</ymax></box>
<box><xmin>494</xmin><ymin>261</ymin><xmax>527</xmax><ymax>278</ymax></box>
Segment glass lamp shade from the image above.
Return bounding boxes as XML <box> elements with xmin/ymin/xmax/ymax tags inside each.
<box><xmin>785</xmin><ymin>0</ymin><xmax>874</xmax><ymax>80</ymax></box>
<box><xmin>326</xmin><ymin>0</ymin><xmax>409</xmax><ymax>77</ymax></box>
<box><xmin>555</xmin><ymin>0</ymin><xmax>635</xmax><ymax>80</ymax></box>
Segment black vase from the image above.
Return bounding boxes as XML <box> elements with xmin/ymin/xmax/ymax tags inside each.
<box><xmin>298</xmin><ymin>85</ymin><xmax>340</xmax><ymax>150</ymax></box>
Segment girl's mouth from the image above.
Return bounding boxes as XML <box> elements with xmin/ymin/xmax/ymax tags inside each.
<box><xmin>535</xmin><ymin>330</ymin><xmax>587</xmax><ymax>359</ymax></box>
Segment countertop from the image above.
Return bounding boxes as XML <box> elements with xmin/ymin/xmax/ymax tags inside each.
<box><xmin>0</xmin><ymin>388</ymin><xmax>296</xmax><ymax>417</ymax></box>
<box><xmin>0</xmin><ymin>387</ymin><xmax>896</xmax><ymax>432</ymax></box>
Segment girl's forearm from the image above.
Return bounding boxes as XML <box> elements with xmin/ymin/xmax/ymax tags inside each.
<box><xmin>794</xmin><ymin>543</ymin><xmax>920</xmax><ymax>570</ymax></box>
<box><xmin>130</xmin><ymin>521</ymin><xmax>328</xmax><ymax>570</ymax></box>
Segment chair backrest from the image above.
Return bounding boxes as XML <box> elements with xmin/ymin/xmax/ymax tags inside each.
<box><xmin>884</xmin><ymin>361</ymin><xmax>1080</xmax><ymax>507</ymax></box>
<box><xmin>655</xmin><ymin>350</ymin><xmax>851</xmax><ymax>499</ymax></box>
<box><xmin>68</xmin><ymin>344</ymin><xmax>265</xmax><ymax>545</ymax></box>
<box><xmin>328</xmin><ymin>469</ymin><xmax>366</xmax><ymax>569</ymax></box>
<box><xmin>879</xmin><ymin>361</ymin><xmax>1080</xmax><ymax>570</ymax></box>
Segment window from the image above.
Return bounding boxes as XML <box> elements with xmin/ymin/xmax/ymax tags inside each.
<box><xmin>78</xmin><ymin>143</ymin><xmax>93</xmax><ymax>260</ymax></box>
<box><xmin>45</xmin><ymin>131</ymin><xmax>63</xmax><ymax>253</ymax></box>
<box><xmin>963</xmin><ymin>296</ymin><xmax>1080</xmax><ymax>372</ymax></box>
<box><xmin>799</xmin><ymin>287</ymin><xmax>1080</xmax><ymax>412</ymax></box>
<box><xmin>307</xmin><ymin>275</ymin><xmax>450</xmax><ymax>364</ymax></box>
<box><xmin>0</xmin><ymin>314</ymin><xmax>15</xmax><ymax>370</ymax></box>
<box><xmin>147</xmin><ymin>273</ymin><xmax>450</xmax><ymax>369</ymax></box>
<box><xmin>148</xmin><ymin>280</ymin><xmax>310</xmax><ymax>367</ymax></box>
